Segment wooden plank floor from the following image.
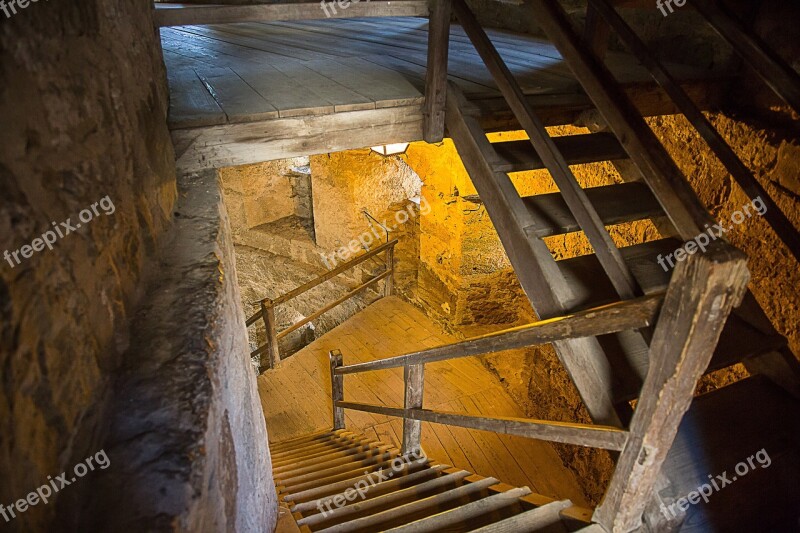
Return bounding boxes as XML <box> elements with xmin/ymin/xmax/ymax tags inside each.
<box><xmin>162</xmin><ymin>16</ymin><xmax>710</xmax><ymax>129</ymax></box>
<box><xmin>258</xmin><ymin>295</ymin><xmax>589</xmax><ymax>505</ymax></box>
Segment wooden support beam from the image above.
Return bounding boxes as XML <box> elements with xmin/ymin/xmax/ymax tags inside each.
<box><xmin>172</xmin><ymin>105</ymin><xmax>423</xmax><ymax>174</ymax></box>
<box><xmin>384</xmin><ymin>244</ymin><xmax>395</xmax><ymax>297</ymax></box>
<box><xmin>262</xmin><ymin>299</ymin><xmax>281</xmax><ymax>370</ymax></box>
<box><xmin>402</xmin><ymin>364</ymin><xmax>425</xmax><ymax>454</ymax></box>
<box><xmin>595</xmin><ymin>242</ymin><xmax>750</xmax><ymax>531</ymax></box>
<box><xmin>330</xmin><ymin>350</ymin><xmax>346</xmax><ymax>430</ymax></box>
<box><xmin>337</xmin><ymin>293</ymin><xmax>663</xmax><ymax>374</ymax></box>
<box><xmin>335</xmin><ymin>401</ymin><xmax>629</xmax><ymax>450</ymax></box>
<box><xmin>154</xmin><ymin>1</ymin><xmax>430</xmax><ymax>27</ymax></box>
<box><xmin>584</xmin><ymin>5</ymin><xmax>611</xmax><ymax>61</ymax></box>
<box><xmin>452</xmin><ymin>0</ymin><xmax>640</xmax><ymax>300</ymax></box>
<box><xmin>423</xmin><ymin>0</ymin><xmax>452</xmax><ymax>143</ymax></box>
<box><xmin>692</xmin><ymin>0</ymin><xmax>800</xmax><ymax>114</ymax></box>
<box><xmin>528</xmin><ymin>0</ymin><xmax>715</xmax><ymax>240</ymax></box>
<box><xmin>588</xmin><ymin>0</ymin><xmax>800</xmax><ymax>263</ymax></box>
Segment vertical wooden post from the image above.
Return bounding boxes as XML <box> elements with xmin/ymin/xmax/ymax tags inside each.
<box><xmin>584</xmin><ymin>4</ymin><xmax>610</xmax><ymax>61</ymax></box>
<box><xmin>262</xmin><ymin>298</ymin><xmax>280</xmax><ymax>370</ymax></box>
<box><xmin>384</xmin><ymin>243</ymin><xmax>395</xmax><ymax>297</ymax></box>
<box><xmin>329</xmin><ymin>350</ymin><xmax>346</xmax><ymax>430</ymax></box>
<box><xmin>402</xmin><ymin>363</ymin><xmax>425</xmax><ymax>454</ymax></box>
<box><xmin>594</xmin><ymin>243</ymin><xmax>750</xmax><ymax>532</ymax></box>
<box><xmin>423</xmin><ymin>0</ymin><xmax>452</xmax><ymax>143</ymax></box>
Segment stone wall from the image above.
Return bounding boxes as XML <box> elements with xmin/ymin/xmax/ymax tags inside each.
<box><xmin>0</xmin><ymin>1</ymin><xmax>176</xmax><ymax>530</ymax></box>
<box><xmin>85</xmin><ymin>170</ymin><xmax>276</xmax><ymax>532</ymax></box>
<box><xmin>220</xmin><ymin>157</ymin><xmax>312</xmax><ymax>233</ymax></box>
<box><xmin>0</xmin><ymin>1</ymin><xmax>276</xmax><ymax>530</ymax></box>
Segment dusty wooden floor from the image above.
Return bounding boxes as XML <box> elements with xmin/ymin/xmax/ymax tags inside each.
<box><xmin>258</xmin><ymin>295</ymin><xmax>589</xmax><ymax>506</ymax></box>
<box><xmin>162</xmin><ymin>16</ymin><xmax>709</xmax><ymax>129</ymax></box>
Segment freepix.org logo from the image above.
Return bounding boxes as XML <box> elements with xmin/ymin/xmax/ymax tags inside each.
<box><xmin>3</xmin><ymin>196</ymin><xmax>115</xmax><ymax>269</ymax></box>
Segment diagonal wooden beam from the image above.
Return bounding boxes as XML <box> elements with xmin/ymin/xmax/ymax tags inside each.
<box><xmin>692</xmin><ymin>0</ymin><xmax>800</xmax><ymax>114</ymax></box>
<box><xmin>595</xmin><ymin>242</ymin><xmax>749</xmax><ymax>531</ymax></box>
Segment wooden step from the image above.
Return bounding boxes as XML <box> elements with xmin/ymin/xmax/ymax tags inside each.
<box><xmin>270</xmin><ymin>430</ymin><xmax>340</xmax><ymax>452</ymax></box>
<box><xmin>274</xmin><ymin>445</ymin><xmax>393</xmax><ymax>482</ymax></box>
<box><xmin>316</xmin><ymin>476</ymin><xmax>500</xmax><ymax>533</ymax></box>
<box><xmin>280</xmin><ymin>454</ymin><xmax>403</xmax><ymax>495</ymax></box>
<box><xmin>521</xmin><ymin>182</ymin><xmax>665</xmax><ymax>238</ymax></box>
<box><xmin>279</xmin><ymin>450</ymin><xmax>398</xmax><ymax>490</ymax></box>
<box><xmin>492</xmin><ymin>132</ymin><xmax>629</xmax><ymax>173</ymax></box>
<box><xmin>273</xmin><ymin>439</ymin><xmax>380</xmax><ymax>471</ymax></box>
<box><xmin>385</xmin><ymin>486</ymin><xmax>532</xmax><ymax>532</ymax></box>
<box><xmin>271</xmin><ymin>433</ymin><xmax>360</xmax><ymax>462</ymax></box>
<box><xmin>469</xmin><ymin>499</ymin><xmax>572</xmax><ymax>533</ymax></box>
<box><xmin>290</xmin><ymin>463</ymin><xmax>448</xmax><ymax>514</ymax></box>
<box><xmin>297</xmin><ymin>470</ymin><xmax>472</xmax><ymax>529</ymax></box>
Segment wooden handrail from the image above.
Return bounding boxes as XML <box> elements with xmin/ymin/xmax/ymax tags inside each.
<box><xmin>335</xmin><ymin>401</ymin><xmax>629</xmax><ymax>450</ymax></box>
<box><xmin>277</xmin><ymin>270</ymin><xmax>391</xmax><ymax>340</ymax></box>
<box><xmin>248</xmin><ymin>239</ymin><xmax>397</xmax><ymax>370</ymax></box>
<box><xmin>691</xmin><ymin>0</ymin><xmax>800</xmax><ymax>114</ymax></box>
<box><xmin>272</xmin><ymin>239</ymin><xmax>397</xmax><ymax>306</ymax></box>
<box><xmin>336</xmin><ymin>293</ymin><xmax>663</xmax><ymax>375</ymax></box>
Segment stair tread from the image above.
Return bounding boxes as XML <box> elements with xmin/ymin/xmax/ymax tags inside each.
<box><xmin>469</xmin><ymin>499</ymin><xmax>572</xmax><ymax>533</ymax></box>
<box><xmin>385</xmin><ymin>486</ymin><xmax>532</xmax><ymax>532</ymax></box>
<box><xmin>297</xmin><ymin>470</ymin><xmax>472</xmax><ymax>529</ymax></box>
<box><xmin>521</xmin><ymin>181</ymin><xmax>665</xmax><ymax>238</ymax></box>
<box><xmin>556</xmin><ymin>239</ymin><xmax>788</xmax><ymax>402</ymax></box>
<box><xmin>315</xmin><ymin>476</ymin><xmax>500</xmax><ymax>533</ymax></box>
<box><xmin>492</xmin><ymin>132</ymin><xmax>629</xmax><ymax>173</ymax></box>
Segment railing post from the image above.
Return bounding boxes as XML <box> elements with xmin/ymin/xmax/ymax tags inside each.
<box><xmin>329</xmin><ymin>350</ymin><xmax>346</xmax><ymax>430</ymax></box>
<box><xmin>262</xmin><ymin>298</ymin><xmax>280</xmax><ymax>370</ymax></box>
<box><xmin>423</xmin><ymin>0</ymin><xmax>452</xmax><ymax>143</ymax></box>
<box><xmin>402</xmin><ymin>363</ymin><xmax>425</xmax><ymax>454</ymax></box>
<box><xmin>594</xmin><ymin>243</ymin><xmax>750</xmax><ymax>532</ymax></box>
<box><xmin>384</xmin><ymin>243</ymin><xmax>395</xmax><ymax>297</ymax></box>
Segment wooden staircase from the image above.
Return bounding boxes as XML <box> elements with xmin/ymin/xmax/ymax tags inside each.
<box><xmin>270</xmin><ymin>430</ymin><xmax>598</xmax><ymax>532</ymax></box>
<box><xmin>440</xmin><ymin>0</ymin><xmax>800</xmax><ymax>433</ymax></box>
<box><xmin>261</xmin><ymin>1</ymin><xmax>800</xmax><ymax>531</ymax></box>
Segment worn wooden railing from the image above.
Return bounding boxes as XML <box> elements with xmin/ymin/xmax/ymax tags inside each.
<box><xmin>247</xmin><ymin>239</ymin><xmax>397</xmax><ymax>370</ymax></box>
<box><xmin>327</xmin><ymin>243</ymin><xmax>749</xmax><ymax>532</ymax></box>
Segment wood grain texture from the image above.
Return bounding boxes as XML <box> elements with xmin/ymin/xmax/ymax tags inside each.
<box><xmin>595</xmin><ymin>242</ymin><xmax>749</xmax><ymax>531</ymax></box>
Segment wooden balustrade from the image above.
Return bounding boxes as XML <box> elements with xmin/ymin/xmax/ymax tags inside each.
<box><xmin>247</xmin><ymin>239</ymin><xmax>397</xmax><ymax>370</ymax></box>
<box><xmin>325</xmin><ymin>243</ymin><xmax>748</xmax><ymax>529</ymax></box>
